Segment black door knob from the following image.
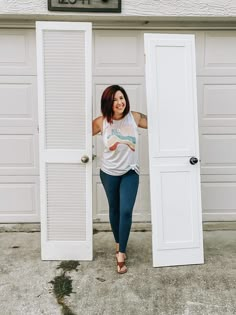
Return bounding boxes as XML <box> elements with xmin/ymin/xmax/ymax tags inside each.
<box><xmin>189</xmin><ymin>157</ymin><xmax>198</xmax><ymax>165</ymax></box>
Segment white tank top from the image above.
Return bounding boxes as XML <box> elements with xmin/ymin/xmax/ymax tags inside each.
<box><xmin>101</xmin><ymin>112</ymin><xmax>139</xmax><ymax>176</ymax></box>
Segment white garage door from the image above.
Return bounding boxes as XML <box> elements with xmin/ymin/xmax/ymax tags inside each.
<box><xmin>1</xmin><ymin>28</ymin><xmax>236</xmax><ymax>223</ymax></box>
<box><xmin>0</xmin><ymin>29</ymin><xmax>39</xmax><ymax>222</ymax></box>
<box><xmin>196</xmin><ymin>31</ymin><xmax>236</xmax><ymax>221</ymax></box>
<box><xmin>93</xmin><ymin>29</ymin><xmax>236</xmax><ymax>222</ymax></box>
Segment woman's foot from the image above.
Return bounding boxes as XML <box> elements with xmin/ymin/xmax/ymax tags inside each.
<box><xmin>117</xmin><ymin>252</ymin><xmax>127</xmax><ymax>274</ymax></box>
<box><xmin>115</xmin><ymin>244</ymin><xmax>127</xmax><ymax>261</ymax></box>
<box><xmin>116</xmin><ymin>251</ymin><xmax>127</xmax><ymax>261</ymax></box>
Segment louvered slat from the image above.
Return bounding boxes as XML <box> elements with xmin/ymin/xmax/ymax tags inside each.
<box><xmin>46</xmin><ymin>163</ymin><xmax>86</xmax><ymax>241</ymax></box>
<box><xmin>43</xmin><ymin>31</ymin><xmax>86</xmax><ymax>150</ymax></box>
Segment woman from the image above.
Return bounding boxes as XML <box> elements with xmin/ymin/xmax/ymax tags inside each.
<box><xmin>93</xmin><ymin>85</ymin><xmax>147</xmax><ymax>274</ymax></box>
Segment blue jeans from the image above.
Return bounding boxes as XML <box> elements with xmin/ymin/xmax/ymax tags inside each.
<box><xmin>100</xmin><ymin>169</ymin><xmax>139</xmax><ymax>253</ymax></box>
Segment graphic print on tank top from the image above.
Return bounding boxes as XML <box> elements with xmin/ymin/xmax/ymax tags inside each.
<box><xmin>102</xmin><ymin>112</ymin><xmax>139</xmax><ymax>175</ymax></box>
<box><xmin>108</xmin><ymin>125</ymin><xmax>136</xmax><ymax>152</ymax></box>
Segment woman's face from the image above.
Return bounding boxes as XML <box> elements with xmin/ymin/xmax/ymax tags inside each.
<box><xmin>112</xmin><ymin>90</ymin><xmax>126</xmax><ymax>117</ymax></box>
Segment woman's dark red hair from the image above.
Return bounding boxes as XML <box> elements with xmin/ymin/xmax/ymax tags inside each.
<box><xmin>101</xmin><ymin>85</ymin><xmax>130</xmax><ymax>123</ymax></box>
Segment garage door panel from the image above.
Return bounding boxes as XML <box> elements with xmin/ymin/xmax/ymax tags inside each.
<box><xmin>202</xmin><ymin>182</ymin><xmax>236</xmax><ymax>221</ymax></box>
<box><xmin>200</xmin><ymin>133</ymin><xmax>236</xmax><ymax>174</ymax></box>
<box><xmin>0</xmin><ymin>29</ymin><xmax>38</xmax><ymax>223</ymax></box>
<box><xmin>0</xmin><ymin>76</ymin><xmax>37</xmax><ymax>127</ymax></box>
<box><xmin>133</xmin><ymin>175</ymin><xmax>151</xmax><ymax>221</ymax></box>
<box><xmin>201</xmin><ymin>174</ymin><xmax>236</xmax><ymax>182</ymax></box>
<box><xmin>93</xmin><ymin>30</ymin><xmax>144</xmax><ymax>76</ymax></box>
<box><xmin>0</xmin><ymin>29</ymin><xmax>36</xmax><ymax>75</ymax></box>
<box><xmin>197</xmin><ymin>31</ymin><xmax>236</xmax><ymax>76</ymax></box>
<box><xmin>92</xmin><ymin>175</ymin><xmax>150</xmax><ymax>222</ymax></box>
<box><xmin>198</xmin><ymin>77</ymin><xmax>236</xmax><ymax>127</ymax></box>
<box><xmin>0</xmin><ymin>176</ymin><xmax>40</xmax><ymax>222</ymax></box>
<box><xmin>93</xmin><ymin>134</ymin><xmax>103</xmax><ymax>174</ymax></box>
<box><xmin>0</xmin><ymin>134</ymin><xmax>38</xmax><ymax>175</ymax></box>
<box><xmin>92</xmin><ymin>177</ymin><xmax>108</xmax><ymax>221</ymax></box>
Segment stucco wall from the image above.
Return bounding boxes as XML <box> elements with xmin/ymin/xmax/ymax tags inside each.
<box><xmin>0</xmin><ymin>0</ymin><xmax>236</xmax><ymax>18</ymax></box>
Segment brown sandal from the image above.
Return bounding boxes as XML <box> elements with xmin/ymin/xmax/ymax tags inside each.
<box><xmin>117</xmin><ymin>260</ymin><xmax>127</xmax><ymax>274</ymax></box>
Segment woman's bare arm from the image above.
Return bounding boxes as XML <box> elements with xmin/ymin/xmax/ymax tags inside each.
<box><xmin>132</xmin><ymin>111</ymin><xmax>148</xmax><ymax>129</ymax></box>
<box><xmin>92</xmin><ymin>116</ymin><xmax>103</xmax><ymax>135</ymax></box>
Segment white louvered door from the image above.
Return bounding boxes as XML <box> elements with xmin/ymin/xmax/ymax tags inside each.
<box><xmin>36</xmin><ymin>22</ymin><xmax>92</xmax><ymax>260</ymax></box>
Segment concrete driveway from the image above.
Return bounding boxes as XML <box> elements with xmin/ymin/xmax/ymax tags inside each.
<box><xmin>0</xmin><ymin>224</ymin><xmax>236</xmax><ymax>315</ymax></box>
